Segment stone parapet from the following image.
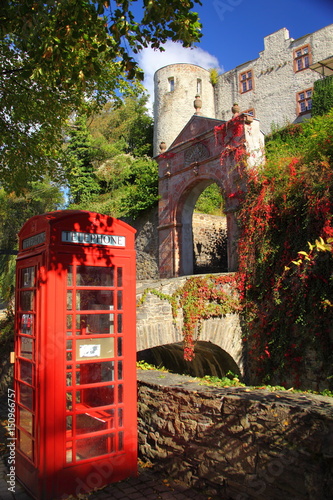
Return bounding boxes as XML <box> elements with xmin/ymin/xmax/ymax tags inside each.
<box><xmin>138</xmin><ymin>370</ymin><xmax>333</xmax><ymax>500</ymax></box>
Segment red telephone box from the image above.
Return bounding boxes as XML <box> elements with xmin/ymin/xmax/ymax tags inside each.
<box><xmin>14</xmin><ymin>211</ymin><xmax>137</xmax><ymax>499</ymax></box>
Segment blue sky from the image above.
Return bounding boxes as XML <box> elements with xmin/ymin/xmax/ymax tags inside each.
<box><xmin>136</xmin><ymin>0</ymin><xmax>333</xmax><ymax>111</ymax></box>
<box><xmin>195</xmin><ymin>0</ymin><xmax>333</xmax><ymax>72</ymax></box>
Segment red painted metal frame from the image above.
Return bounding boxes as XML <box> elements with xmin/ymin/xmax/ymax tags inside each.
<box><xmin>15</xmin><ymin>211</ymin><xmax>137</xmax><ymax>500</ymax></box>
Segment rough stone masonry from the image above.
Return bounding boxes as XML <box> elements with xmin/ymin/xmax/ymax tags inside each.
<box><xmin>138</xmin><ymin>370</ymin><xmax>333</xmax><ymax>500</ymax></box>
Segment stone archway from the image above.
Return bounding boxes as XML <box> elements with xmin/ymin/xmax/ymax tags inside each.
<box><xmin>178</xmin><ymin>178</ymin><xmax>214</xmax><ymax>276</ymax></box>
<box><xmin>137</xmin><ymin>341</ymin><xmax>241</xmax><ymax>379</ymax></box>
<box><xmin>157</xmin><ymin>114</ymin><xmax>264</xmax><ymax>278</ymax></box>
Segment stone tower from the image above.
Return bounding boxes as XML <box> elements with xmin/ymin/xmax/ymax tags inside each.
<box><xmin>153</xmin><ymin>63</ymin><xmax>215</xmax><ymax>156</ymax></box>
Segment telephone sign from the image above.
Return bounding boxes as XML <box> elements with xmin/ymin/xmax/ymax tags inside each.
<box><xmin>14</xmin><ymin>210</ymin><xmax>137</xmax><ymax>499</ymax></box>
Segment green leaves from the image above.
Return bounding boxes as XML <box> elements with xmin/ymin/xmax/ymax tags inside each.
<box><xmin>1</xmin><ymin>0</ymin><xmax>201</xmax><ymax>192</ymax></box>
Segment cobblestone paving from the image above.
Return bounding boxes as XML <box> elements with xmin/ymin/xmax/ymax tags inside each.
<box><xmin>0</xmin><ymin>394</ymin><xmax>212</xmax><ymax>500</ymax></box>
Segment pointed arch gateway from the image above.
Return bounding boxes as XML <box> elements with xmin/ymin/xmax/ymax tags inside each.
<box><xmin>157</xmin><ymin>114</ymin><xmax>264</xmax><ymax>278</ymax></box>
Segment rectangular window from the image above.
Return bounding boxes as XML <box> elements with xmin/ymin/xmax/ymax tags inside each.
<box><xmin>196</xmin><ymin>78</ymin><xmax>202</xmax><ymax>95</ymax></box>
<box><xmin>76</xmin><ymin>290</ymin><xmax>114</xmax><ymax>311</ymax></box>
<box><xmin>76</xmin><ymin>266</ymin><xmax>114</xmax><ymax>287</ymax></box>
<box><xmin>168</xmin><ymin>77</ymin><xmax>174</xmax><ymax>92</ymax></box>
<box><xmin>294</xmin><ymin>45</ymin><xmax>311</xmax><ymax>72</ymax></box>
<box><xmin>239</xmin><ymin>70</ymin><xmax>253</xmax><ymax>94</ymax></box>
<box><xmin>297</xmin><ymin>88</ymin><xmax>312</xmax><ymax>115</ymax></box>
<box><xmin>76</xmin><ymin>433</ymin><xmax>115</xmax><ymax>460</ymax></box>
<box><xmin>75</xmin><ymin>313</ymin><xmax>114</xmax><ymax>335</ymax></box>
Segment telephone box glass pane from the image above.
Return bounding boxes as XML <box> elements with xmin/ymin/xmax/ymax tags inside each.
<box><xmin>20</xmin><ymin>291</ymin><xmax>33</xmax><ymax>311</ymax></box>
<box><xmin>117</xmin><ymin>268</ymin><xmax>122</xmax><ymax>287</ymax></box>
<box><xmin>19</xmin><ymin>383</ymin><xmax>34</xmax><ymax>411</ymax></box>
<box><xmin>66</xmin><ymin>416</ymin><xmax>73</xmax><ymax>436</ymax></box>
<box><xmin>19</xmin><ymin>431</ymin><xmax>33</xmax><ymax>460</ymax></box>
<box><xmin>76</xmin><ymin>362</ymin><xmax>114</xmax><ymax>385</ymax></box>
<box><xmin>117</xmin><ymin>291</ymin><xmax>122</xmax><ymax>310</ymax></box>
<box><xmin>118</xmin><ymin>385</ymin><xmax>123</xmax><ymax>403</ymax></box>
<box><xmin>77</xmin><ymin>385</ymin><xmax>114</xmax><ymax>407</ymax></box>
<box><xmin>118</xmin><ymin>361</ymin><xmax>123</xmax><ymax>380</ymax></box>
<box><xmin>76</xmin><ymin>413</ymin><xmax>111</xmax><ymax>435</ymax></box>
<box><xmin>67</xmin><ymin>267</ymin><xmax>73</xmax><ymax>286</ymax></box>
<box><xmin>19</xmin><ymin>360</ymin><xmax>33</xmax><ymax>385</ymax></box>
<box><xmin>20</xmin><ymin>337</ymin><xmax>33</xmax><ymax>360</ymax></box>
<box><xmin>118</xmin><ymin>431</ymin><xmax>124</xmax><ymax>451</ymax></box>
<box><xmin>76</xmin><ymin>314</ymin><xmax>114</xmax><ymax>334</ymax></box>
<box><xmin>118</xmin><ymin>408</ymin><xmax>123</xmax><ymax>427</ymax></box>
<box><xmin>76</xmin><ymin>266</ymin><xmax>114</xmax><ymax>287</ymax></box>
<box><xmin>19</xmin><ymin>407</ymin><xmax>33</xmax><ymax>434</ymax></box>
<box><xmin>67</xmin><ymin>291</ymin><xmax>73</xmax><ymax>310</ymax></box>
<box><xmin>76</xmin><ymin>290</ymin><xmax>114</xmax><ymax>310</ymax></box>
<box><xmin>66</xmin><ymin>392</ymin><xmax>73</xmax><ymax>411</ymax></box>
<box><xmin>20</xmin><ymin>314</ymin><xmax>33</xmax><ymax>335</ymax></box>
<box><xmin>76</xmin><ymin>433</ymin><xmax>115</xmax><ymax>460</ymax></box>
<box><xmin>117</xmin><ymin>337</ymin><xmax>122</xmax><ymax>356</ymax></box>
<box><xmin>117</xmin><ymin>314</ymin><xmax>122</xmax><ymax>333</ymax></box>
<box><xmin>21</xmin><ymin>267</ymin><xmax>35</xmax><ymax>288</ymax></box>
<box><xmin>66</xmin><ymin>340</ymin><xmax>72</xmax><ymax>361</ymax></box>
<box><xmin>66</xmin><ymin>443</ymin><xmax>73</xmax><ymax>463</ymax></box>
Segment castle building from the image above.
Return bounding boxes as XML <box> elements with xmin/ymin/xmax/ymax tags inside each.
<box><xmin>153</xmin><ymin>23</ymin><xmax>333</xmax><ymax>156</ymax></box>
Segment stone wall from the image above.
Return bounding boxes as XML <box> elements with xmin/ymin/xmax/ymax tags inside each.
<box><xmin>130</xmin><ymin>208</ymin><xmax>230</xmax><ymax>279</ymax></box>
<box><xmin>153</xmin><ymin>64</ymin><xmax>215</xmax><ymax>155</ymax></box>
<box><xmin>138</xmin><ymin>370</ymin><xmax>333</xmax><ymax>500</ymax></box>
<box><xmin>124</xmin><ymin>208</ymin><xmax>160</xmax><ymax>280</ymax></box>
<box><xmin>192</xmin><ymin>213</ymin><xmax>227</xmax><ymax>274</ymax></box>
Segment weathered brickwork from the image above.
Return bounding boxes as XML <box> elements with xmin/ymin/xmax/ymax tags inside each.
<box><xmin>154</xmin><ymin>24</ymin><xmax>333</xmax><ymax>154</ymax></box>
<box><xmin>138</xmin><ymin>370</ymin><xmax>333</xmax><ymax>500</ymax></box>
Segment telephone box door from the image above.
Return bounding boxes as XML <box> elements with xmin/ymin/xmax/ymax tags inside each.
<box><xmin>15</xmin><ymin>255</ymin><xmax>44</xmax><ymax>492</ymax></box>
<box><xmin>57</xmin><ymin>253</ymin><xmax>137</xmax><ymax>496</ymax></box>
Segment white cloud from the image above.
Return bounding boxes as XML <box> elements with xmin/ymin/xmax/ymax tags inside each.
<box><xmin>136</xmin><ymin>41</ymin><xmax>223</xmax><ymax>114</ymax></box>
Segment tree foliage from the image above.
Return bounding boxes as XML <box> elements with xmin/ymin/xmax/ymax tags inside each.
<box><xmin>194</xmin><ymin>183</ymin><xmax>224</xmax><ymax>215</ymax></box>
<box><xmin>65</xmin><ymin>115</ymin><xmax>102</xmax><ymax>204</ymax></box>
<box><xmin>312</xmin><ymin>75</ymin><xmax>333</xmax><ymax>117</ymax></box>
<box><xmin>0</xmin><ymin>0</ymin><xmax>201</xmax><ymax>192</ymax></box>
<box><xmin>89</xmin><ymin>95</ymin><xmax>154</xmax><ymax>157</ymax></box>
<box><xmin>66</xmin><ymin>95</ymin><xmax>157</xmax><ymax>218</ymax></box>
<box><xmin>0</xmin><ymin>181</ymin><xmax>64</xmax><ymax>303</ymax></box>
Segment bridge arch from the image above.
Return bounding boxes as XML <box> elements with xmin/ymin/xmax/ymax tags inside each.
<box><xmin>136</xmin><ymin>277</ymin><xmax>245</xmax><ymax>377</ymax></box>
<box><xmin>138</xmin><ymin>341</ymin><xmax>241</xmax><ymax>379</ymax></box>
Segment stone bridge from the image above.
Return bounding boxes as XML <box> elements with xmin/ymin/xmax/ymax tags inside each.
<box><xmin>136</xmin><ymin>275</ymin><xmax>245</xmax><ymax>380</ymax></box>
<box><xmin>135</xmin><ymin>113</ymin><xmax>264</xmax><ymax>379</ymax></box>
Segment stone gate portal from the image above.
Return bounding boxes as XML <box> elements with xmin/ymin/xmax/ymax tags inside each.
<box><xmin>156</xmin><ymin>114</ymin><xmax>265</xmax><ymax>278</ymax></box>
